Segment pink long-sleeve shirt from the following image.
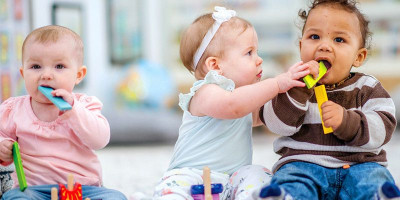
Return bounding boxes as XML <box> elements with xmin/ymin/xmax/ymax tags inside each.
<box><xmin>0</xmin><ymin>94</ymin><xmax>110</xmax><ymax>187</ymax></box>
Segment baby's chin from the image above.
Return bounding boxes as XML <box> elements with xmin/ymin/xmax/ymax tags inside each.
<box><xmin>318</xmin><ymin>77</ymin><xmax>332</xmax><ymax>85</ymax></box>
<box><xmin>32</xmin><ymin>97</ymin><xmax>53</xmax><ymax>106</ymax></box>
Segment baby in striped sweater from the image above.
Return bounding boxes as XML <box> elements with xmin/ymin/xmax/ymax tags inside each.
<box><xmin>258</xmin><ymin>0</ymin><xmax>399</xmax><ymax>199</ymax></box>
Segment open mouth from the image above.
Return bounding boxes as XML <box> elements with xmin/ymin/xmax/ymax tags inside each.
<box><xmin>318</xmin><ymin>60</ymin><xmax>332</xmax><ymax>70</ymax></box>
<box><xmin>39</xmin><ymin>85</ymin><xmax>54</xmax><ymax>90</ymax></box>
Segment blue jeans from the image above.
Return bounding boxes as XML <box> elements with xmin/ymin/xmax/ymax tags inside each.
<box><xmin>271</xmin><ymin>162</ymin><xmax>395</xmax><ymax>200</ymax></box>
<box><xmin>1</xmin><ymin>184</ymin><xmax>127</xmax><ymax>200</ymax></box>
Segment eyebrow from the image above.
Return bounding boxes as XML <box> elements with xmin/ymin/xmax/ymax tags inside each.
<box><xmin>333</xmin><ymin>31</ymin><xmax>351</xmax><ymax>37</ymax></box>
<box><xmin>243</xmin><ymin>45</ymin><xmax>255</xmax><ymax>53</ymax></box>
<box><xmin>303</xmin><ymin>28</ymin><xmax>321</xmax><ymax>33</ymax></box>
<box><xmin>25</xmin><ymin>58</ymin><xmax>40</xmax><ymax>63</ymax></box>
<box><xmin>304</xmin><ymin>28</ymin><xmax>351</xmax><ymax>37</ymax></box>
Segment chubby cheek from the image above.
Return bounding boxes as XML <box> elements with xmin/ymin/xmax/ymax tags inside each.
<box><xmin>299</xmin><ymin>44</ymin><xmax>311</xmax><ymax>59</ymax></box>
<box><xmin>64</xmin><ymin>81</ymin><xmax>77</xmax><ymax>93</ymax></box>
<box><xmin>23</xmin><ymin>80</ymin><xmax>37</xmax><ymax>93</ymax></box>
<box><xmin>57</xmin><ymin>76</ymin><xmax>77</xmax><ymax>91</ymax></box>
<box><xmin>26</xmin><ymin>85</ymin><xmax>46</xmax><ymax>102</ymax></box>
<box><xmin>25</xmin><ymin>86</ymin><xmax>35</xmax><ymax>96</ymax></box>
<box><xmin>299</xmin><ymin>51</ymin><xmax>307</xmax><ymax>61</ymax></box>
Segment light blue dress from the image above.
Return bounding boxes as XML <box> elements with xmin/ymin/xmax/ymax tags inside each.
<box><xmin>168</xmin><ymin>70</ymin><xmax>253</xmax><ymax>175</ymax></box>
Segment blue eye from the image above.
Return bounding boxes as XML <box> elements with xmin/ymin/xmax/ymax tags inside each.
<box><xmin>32</xmin><ymin>65</ymin><xmax>41</xmax><ymax>69</ymax></box>
<box><xmin>310</xmin><ymin>34</ymin><xmax>320</xmax><ymax>40</ymax></box>
<box><xmin>334</xmin><ymin>37</ymin><xmax>344</xmax><ymax>43</ymax></box>
<box><xmin>56</xmin><ymin>64</ymin><xmax>65</xmax><ymax>69</ymax></box>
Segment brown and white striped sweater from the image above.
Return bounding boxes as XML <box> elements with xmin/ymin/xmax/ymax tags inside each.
<box><xmin>260</xmin><ymin>72</ymin><xmax>397</xmax><ymax>173</ymax></box>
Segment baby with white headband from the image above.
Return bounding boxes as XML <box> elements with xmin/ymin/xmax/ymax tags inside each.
<box><xmin>152</xmin><ymin>6</ymin><xmax>313</xmax><ymax>200</ymax></box>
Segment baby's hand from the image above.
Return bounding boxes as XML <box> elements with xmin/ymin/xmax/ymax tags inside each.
<box><xmin>304</xmin><ymin>60</ymin><xmax>320</xmax><ymax>79</ymax></box>
<box><xmin>0</xmin><ymin>140</ymin><xmax>14</xmax><ymax>163</ymax></box>
<box><xmin>51</xmin><ymin>89</ymin><xmax>74</xmax><ymax>106</ymax></box>
<box><xmin>321</xmin><ymin>101</ymin><xmax>343</xmax><ymax>131</ymax></box>
<box><xmin>275</xmin><ymin>61</ymin><xmax>310</xmax><ymax>93</ymax></box>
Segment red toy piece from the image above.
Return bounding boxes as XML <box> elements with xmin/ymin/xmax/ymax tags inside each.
<box><xmin>59</xmin><ymin>182</ymin><xmax>83</xmax><ymax>200</ymax></box>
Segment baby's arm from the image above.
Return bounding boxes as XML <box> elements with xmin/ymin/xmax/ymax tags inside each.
<box><xmin>326</xmin><ymin>82</ymin><xmax>396</xmax><ymax>149</ymax></box>
<box><xmin>0</xmin><ymin>99</ymin><xmax>17</xmax><ymax>165</ymax></box>
<box><xmin>260</xmin><ymin>61</ymin><xmax>319</xmax><ymax>134</ymax></box>
<box><xmin>60</xmin><ymin>95</ymin><xmax>110</xmax><ymax>150</ymax></box>
<box><xmin>253</xmin><ymin>60</ymin><xmax>319</xmax><ymax>126</ymax></box>
<box><xmin>191</xmin><ymin>61</ymin><xmax>310</xmax><ymax>119</ymax></box>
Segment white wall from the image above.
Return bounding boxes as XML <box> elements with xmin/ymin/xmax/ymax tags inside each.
<box><xmin>31</xmin><ymin>0</ymin><xmax>107</xmax><ymax>100</ymax></box>
<box><xmin>31</xmin><ymin>0</ymin><xmax>164</xmax><ymax>103</ymax></box>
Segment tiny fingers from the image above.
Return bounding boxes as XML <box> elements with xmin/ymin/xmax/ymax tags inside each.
<box><xmin>291</xmin><ymin>61</ymin><xmax>304</xmax><ymax>68</ymax></box>
<box><xmin>287</xmin><ymin>61</ymin><xmax>305</xmax><ymax>72</ymax></box>
<box><xmin>0</xmin><ymin>148</ymin><xmax>12</xmax><ymax>160</ymax></box>
<box><xmin>313</xmin><ymin>72</ymin><xmax>319</xmax><ymax>79</ymax></box>
<box><xmin>291</xmin><ymin>80</ymin><xmax>306</xmax><ymax>88</ymax></box>
<box><xmin>292</xmin><ymin>70</ymin><xmax>310</xmax><ymax>80</ymax></box>
<box><xmin>53</xmin><ymin>90</ymin><xmax>64</xmax><ymax>97</ymax></box>
<box><xmin>290</xmin><ymin>63</ymin><xmax>308</xmax><ymax>73</ymax></box>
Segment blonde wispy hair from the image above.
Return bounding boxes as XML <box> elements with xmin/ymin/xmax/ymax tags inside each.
<box><xmin>22</xmin><ymin>25</ymin><xmax>84</xmax><ymax>65</ymax></box>
<box><xmin>180</xmin><ymin>13</ymin><xmax>252</xmax><ymax>80</ymax></box>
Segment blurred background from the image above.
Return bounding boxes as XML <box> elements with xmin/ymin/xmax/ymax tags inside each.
<box><xmin>1</xmin><ymin>0</ymin><xmax>400</xmax><ymax>198</ymax></box>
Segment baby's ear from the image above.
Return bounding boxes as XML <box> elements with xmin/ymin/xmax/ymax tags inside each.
<box><xmin>75</xmin><ymin>65</ymin><xmax>87</xmax><ymax>85</ymax></box>
<box><xmin>19</xmin><ymin>67</ymin><xmax>24</xmax><ymax>78</ymax></box>
<box><xmin>353</xmin><ymin>48</ymin><xmax>368</xmax><ymax>67</ymax></box>
<box><xmin>205</xmin><ymin>57</ymin><xmax>222</xmax><ymax>74</ymax></box>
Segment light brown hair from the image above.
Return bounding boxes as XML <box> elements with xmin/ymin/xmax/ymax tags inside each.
<box><xmin>180</xmin><ymin>13</ymin><xmax>252</xmax><ymax>79</ymax></box>
<box><xmin>22</xmin><ymin>25</ymin><xmax>84</xmax><ymax>65</ymax></box>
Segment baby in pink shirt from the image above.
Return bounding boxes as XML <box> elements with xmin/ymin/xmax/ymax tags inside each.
<box><xmin>0</xmin><ymin>25</ymin><xmax>126</xmax><ymax>199</ymax></box>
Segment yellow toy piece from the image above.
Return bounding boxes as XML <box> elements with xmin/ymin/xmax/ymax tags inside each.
<box><xmin>314</xmin><ymin>85</ymin><xmax>333</xmax><ymax>134</ymax></box>
<box><xmin>303</xmin><ymin>61</ymin><xmax>328</xmax><ymax>89</ymax></box>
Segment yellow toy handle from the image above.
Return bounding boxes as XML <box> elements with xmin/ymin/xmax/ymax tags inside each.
<box><xmin>314</xmin><ymin>85</ymin><xmax>333</xmax><ymax>134</ymax></box>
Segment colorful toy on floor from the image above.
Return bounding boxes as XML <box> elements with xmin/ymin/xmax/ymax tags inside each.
<box><xmin>191</xmin><ymin>184</ymin><xmax>223</xmax><ymax>200</ymax></box>
<box><xmin>51</xmin><ymin>174</ymin><xmax>88</xmax><ymax>200</ymax></box>
<box><xmin>314</xmin><ymin>85</ymin><xmax>333</xmax><ymax>134</ymax></box>
<box><xmin>303</xmin><ymin>61</ymin><xmax>328</xmax><ymax>89</ymax></box>
<box><xmin>13</xmin><ymin>141</ymin><xmax>27</xmax><ymax>191</ymax></box>
<box><xmin>38</xmin><ymin>86</ymin><xmax>72</xmax><ymax>111</ymax></box>
<box><xmin>191</xmin><ymin>167</ymin><xmax>223</xmax><ymax>200</ymax></box>
<box><xmin>203</xmin><ymin>167</ymin><xmax>212</xmax><ymax>200</ymax></box>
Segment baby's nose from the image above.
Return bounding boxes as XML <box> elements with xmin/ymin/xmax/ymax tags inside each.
<box><xmin>41</xmin><ymin>69</ymin><xmax>53</xmax><ymax>80</ymax></box>
<box><xmin>318</xmin><ymin>42</ymin><xmax>333</xmax><ymax>52</ymax></box>
<box><xmin>256</xmin><ymin>56</ymin><xmax>263</xmax><ymax>66</ymax></box>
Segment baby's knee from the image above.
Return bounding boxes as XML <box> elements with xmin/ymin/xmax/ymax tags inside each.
<box><xmin>2</xmin><ymin>188</ymin><xmax>28</xmax><ymax>200</ymax></box>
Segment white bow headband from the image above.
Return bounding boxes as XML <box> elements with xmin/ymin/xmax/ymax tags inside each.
<box><xmin>192</xmin><ymin>6</ymin><xmax>236</xmax><ymax>70</ymax></box>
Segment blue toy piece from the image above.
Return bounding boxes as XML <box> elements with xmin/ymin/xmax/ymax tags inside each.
<box><xmin>38</xmin><ymin>86</ymin><xmax>72</xmax><ymax>111</ymax></box>
<box><xmin>191</xmin><ymin>184</ymin><xmax>223</xmax><ymax>200</ymax></box>
<box><xmin>191</xmin><ymin>184</ymin><xmax>223</xmax><ymax>194</ymax></box>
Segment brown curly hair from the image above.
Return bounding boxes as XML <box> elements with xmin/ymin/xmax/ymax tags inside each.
<box><xmin>298</xmin><ymin>0</ymin><xmax>371</xmax><ymax>49</ymax></box>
